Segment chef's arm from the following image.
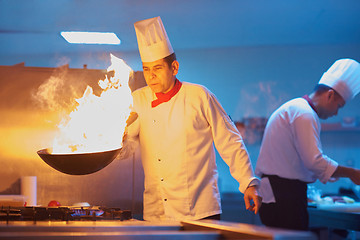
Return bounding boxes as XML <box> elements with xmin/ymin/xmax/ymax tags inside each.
<box><xmin>205</xmin><ymin>91</ymin><xmax>256</xmax><ymax>192</ymax></box>
<box><xmin>203</xmin><ymin>90</ymin><xmax>262</xmax><ymax>212</ymax></box>
<box><xmin>126</xmin><ymin>112</ymin><xmax>138</xmax><ymax>126</ymax></box>
<box><xmin>119</xmin><ymin>112</ymin><xmax>139</xmax><ymax>160</ymax></box>
<box><xmin>332</xmin><ymin>165</ymin><xmax>360</xmax><ymax>185</ymax></box>
<box><xmin>123</xmin><ymin>112</ymin><xmax>138</xmax><ymax>142</ymax></box>
<box><xmin>293</xmin><ymin>114</ymin><xmax>338</xmax><ymax>183</ymax></box>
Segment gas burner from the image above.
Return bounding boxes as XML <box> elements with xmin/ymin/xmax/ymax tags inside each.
<box><xmin>100</xmin><ymin>207</ymin><xmax>132</xmax><ymax>221</ymax></box>
<box><xmin>0</xmin><ymin>207</ymin><xmax>22</xmax><ymax>221</ymax></box>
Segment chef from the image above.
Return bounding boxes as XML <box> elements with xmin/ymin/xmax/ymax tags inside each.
<box><xmin>124</xmin><ymin>16</ymin><xmax>261</xmax><ymax>221</ymax></box>
<box><xmin>255</xmin><ymin>58</ymin><xmax>360</xmax><ymax>230</ymax></box>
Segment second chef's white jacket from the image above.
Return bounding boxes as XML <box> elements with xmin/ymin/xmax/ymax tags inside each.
<box><xmin>127</xmin><ymin>81</ymin><xmax>258</xmax><ymax>221</ymax></box>
<box><xmin>255</xmin><ymin>97</ymin><xmax>338</xmax><ymax>203</ymax></box>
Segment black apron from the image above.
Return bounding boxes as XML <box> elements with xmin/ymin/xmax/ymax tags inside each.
<box><xmin>259</xmin><ymin>174</ymin><xmax>309</xmax><ymax>230</ymax></box>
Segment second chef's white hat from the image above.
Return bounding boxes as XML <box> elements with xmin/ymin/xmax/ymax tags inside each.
<box><xmin>134</xmin><ymin>16</ymin><xmax>174</xmax><ymax>63</ymax></box>
<box><xmin>319</xmin><ymin>58</ymin><xmax>360</xmax><ymax>102</ymax></box>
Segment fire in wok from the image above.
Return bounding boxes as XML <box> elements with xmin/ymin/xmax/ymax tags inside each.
<box><xmin>37</xmin><ymin>54</ymin><xmax>133</xmax><ymax>175</ymax></box>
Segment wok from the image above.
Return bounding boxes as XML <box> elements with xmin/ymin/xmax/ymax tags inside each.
<box><xmin>37</xmin><ymin>148</ymin><xmax>122</xmax><ymax>175</ymax></box>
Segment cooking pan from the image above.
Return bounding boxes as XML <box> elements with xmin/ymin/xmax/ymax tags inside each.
<box><xmin>37</xmin><ymin>148</ymin><xmax>122</xmax><ymax>175</ymax></box>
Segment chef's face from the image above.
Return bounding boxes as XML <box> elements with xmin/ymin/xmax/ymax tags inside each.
<box><xmin>142</xmin><ymin>58</ymin><xmax>179</xmax><ymax>94</ymax></box>
<box><xmin>317</xmin><ymin>90</ymin><xmax>345</xmax><ymax>119</ymax></box>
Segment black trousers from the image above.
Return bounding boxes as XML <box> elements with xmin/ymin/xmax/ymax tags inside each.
<box><xmin>259</xmin><ymin>175</ymin><xmax>309</xmax><ymax>231</ymax></box>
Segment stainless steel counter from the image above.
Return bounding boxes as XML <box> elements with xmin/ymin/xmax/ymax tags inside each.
<box><xmin>308</xmin><ymin>207</ymin><xmax>360</xmax><ymax>231</ymax></box>
<box><xmin>0</xmin><ymin>219</ymin><xmax>316</xmax><ymax>240</ymax></box>
<box><xmin>0</xmin><ymin>220</ymin><xmax>214</xmax><ymax>240</ymax></box>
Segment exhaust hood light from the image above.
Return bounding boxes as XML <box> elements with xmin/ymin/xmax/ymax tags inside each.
<box><xmin>60</xmin><ymin>31</ymin><xmax>121</xmax><ymax>45</ymax></box>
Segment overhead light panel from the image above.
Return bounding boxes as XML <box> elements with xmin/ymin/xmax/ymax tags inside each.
<box><xmin>60</xmin><ymin>31</ymin><xmax>121</xmax><ymax>45</ymax></box>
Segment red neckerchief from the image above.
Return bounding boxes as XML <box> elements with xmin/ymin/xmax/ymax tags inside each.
<box><xmin>151</xmin><ymin>79</ymin><xmax>182</xmax><ymax>108</ymax></box>
<box><xmin>302</xmin><ymin>95</ymin><xmax>318</xmax><ymax>114</ymax></box>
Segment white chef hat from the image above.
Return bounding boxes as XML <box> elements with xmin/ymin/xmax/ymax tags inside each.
<box><xmin>134</xmin><ymin>16</ymin><xmax>174</xmax><ymax>63</ymax></box>
<box><xmin>318</xmin><ymin>58</ymin><xmax>360</xmax><ymax>102</ymax></box>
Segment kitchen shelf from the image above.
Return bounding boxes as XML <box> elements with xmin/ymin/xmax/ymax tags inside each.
<box><xmin>321</xmin><ymin>123</ymin><xmax>360</xmax><ymax>132</ymax></box>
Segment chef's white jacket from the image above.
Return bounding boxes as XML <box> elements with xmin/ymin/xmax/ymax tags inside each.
<box><xmin>127</xmin><ymin>82</ymin><xmax>258</xmax><ymax>221</ymax></box>
<box><xmin>255</xmin><ymin>97</ymin><xmax>338</xmax><ymax>203</ymax></box>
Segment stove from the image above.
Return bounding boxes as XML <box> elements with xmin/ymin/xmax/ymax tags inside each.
<box><xmin>0</xmin><ymin>206</ymin><xmax>132</xmax><ymax>222</ymax></box>
<box><xmin>0</xmin><ymin>206</ymin><xmax>317</xmax><ymax>240</ymax></box>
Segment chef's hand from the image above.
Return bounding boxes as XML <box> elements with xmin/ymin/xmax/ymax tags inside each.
<box><xmin>349</xmin><ymin>168</ymin><xmax>360</xmax><ymax>185</ymax></box>
<box><xmin>126</xmin><ymin>112</ymin><xmax>138</xmax><ymax>126</ymax></box>
<box><xmin>123</xmin><ymin>112</ymin><xmax>138</xmax><ymax>142</ymax></box>
<box><xmin>244</xmin><ymin>185</ymin><xmax>262</xmax><ymax>214</ymax></box>
<box><xmin>332</xmin><ymin>166</ymin><xmax>360</xmax><ymax>185</ymax></box>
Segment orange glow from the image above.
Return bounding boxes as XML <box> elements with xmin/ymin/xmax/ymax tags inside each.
<box><xmin>51</xmin><ymin>54</ymin><xmax>133</xmax><ymax>154</ymax></box>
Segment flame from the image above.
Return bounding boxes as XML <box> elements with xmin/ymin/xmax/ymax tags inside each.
<box><xmin>51</xmin><ymin>54</ymin><xmax>133</xmax><ymax>154</ymax></box>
